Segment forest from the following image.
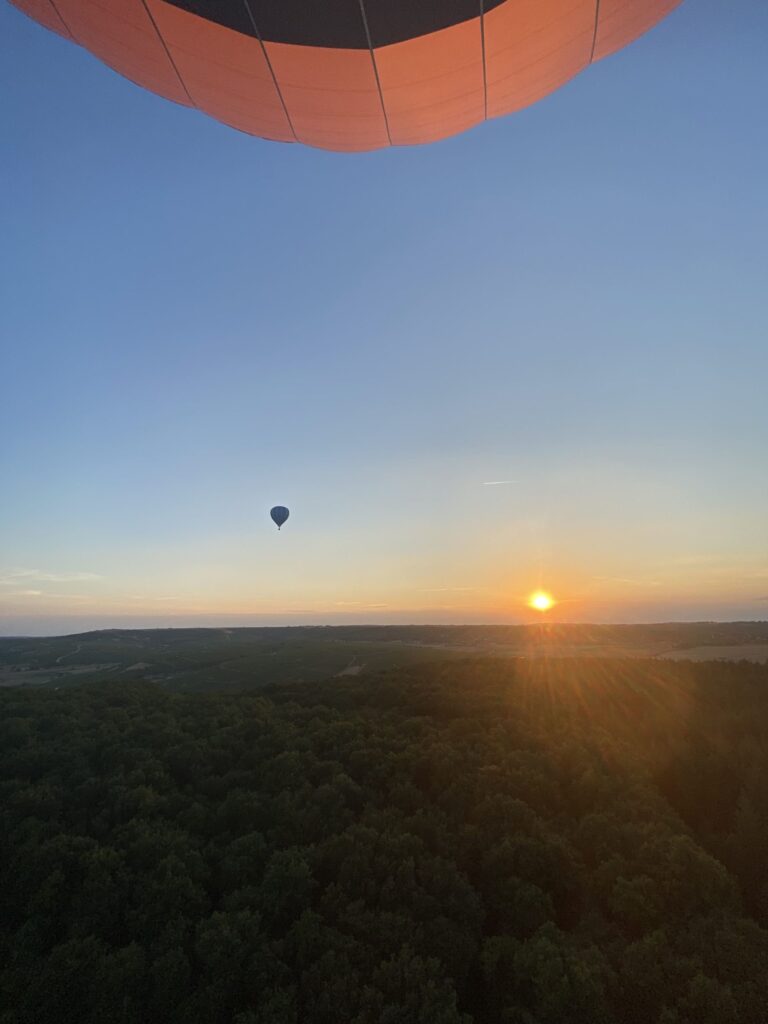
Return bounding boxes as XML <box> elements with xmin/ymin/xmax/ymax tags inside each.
<box><xmin>3</xmin><ymin>656</ymin><xmax>768</xmax><ymax>1022</ymax></box>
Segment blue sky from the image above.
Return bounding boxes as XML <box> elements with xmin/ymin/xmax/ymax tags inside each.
<box><xmin>2</xmin><ymin>0</ymin><xmax>767</xmax><ymax>634</ymax></box>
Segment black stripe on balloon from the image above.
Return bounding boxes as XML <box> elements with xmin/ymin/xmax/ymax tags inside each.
<box><xmin>162</xmin><ymin>0</ymin><xmax>506</xmax><ymax>49</ymax></box>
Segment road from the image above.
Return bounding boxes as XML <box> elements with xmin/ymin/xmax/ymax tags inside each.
<box><xmin>55</xmin><ymin>643</ymin><xmax>82</xmax><ymax>665</ymax></box>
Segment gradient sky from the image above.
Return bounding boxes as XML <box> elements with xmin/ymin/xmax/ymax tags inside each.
<box><xmin>2</xmin><ymin>0</ymin><xmax>767</xmax><ymax>635</ymax></box>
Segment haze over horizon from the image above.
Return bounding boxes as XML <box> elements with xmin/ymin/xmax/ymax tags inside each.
<box><xmin>5</xmin><ymin>607</ymin><xmax>768</xmax><ymax>641</ymax></box>
<box><xmin>3</xmin><ymin>0</ymin><xmax>767</xmax><ymax>636</ymax></box>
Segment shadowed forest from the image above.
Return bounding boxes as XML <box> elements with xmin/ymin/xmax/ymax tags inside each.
<box><xmin>3</xmin><ymin>656</ymin><xmax>768</xmax><ymax>1022</ymax></box>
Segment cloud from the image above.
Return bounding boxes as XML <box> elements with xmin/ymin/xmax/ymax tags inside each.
<box><xmin>593</xmin><ymin>576</ymin><xmax>661</xmax><ymax>587</ymax></box>
<box><xmin>482</xmin><ymin>480</ymin><xmax>518</xmax><ymax>486</ymax></box>
<box><xmin>419</xmin><ymin>587</ymin><xmax>477</xmax><ymax>593</ymax></box>
<box><xmin>0</xmin><ymin>568</ymin><xmax>102</xmax><ymax>585</ymax></box>
<box><xmin>334</xmin><ymin>601</ymin><xmax>389</xmax><ymax>608</ymax></box>
<box><xmin>11</xmin><ymin>590</ymin><xmax>43</xmax><ymax>597</ymax></box>
<box><xmin>670</xmin><ymin>555</ymin><xmax>723</xmax><ymax>567</ymax></box>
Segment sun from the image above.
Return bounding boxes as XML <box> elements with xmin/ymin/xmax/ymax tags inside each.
<box><xmin>528</xmin><ymin>591</ymin><xmax>555</xmax><ymax>612</ymax></box>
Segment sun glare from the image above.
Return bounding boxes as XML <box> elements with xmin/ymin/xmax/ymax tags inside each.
<box><xmin>529</xmin><ymin>591</ymin><xmax>555</xmax><ymax>612</ymax></box>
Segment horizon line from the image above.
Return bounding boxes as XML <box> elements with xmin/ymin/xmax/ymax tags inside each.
<box><xmin>2</xmin><ymin>618</ymin><xmax>768</xmax><ymax>640</ymax></box>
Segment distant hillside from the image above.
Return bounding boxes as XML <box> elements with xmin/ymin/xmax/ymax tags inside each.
<box><xmin>1</xmin><ymin>622</ymin><xmax>767</xmax><ymax>693</ymax></box>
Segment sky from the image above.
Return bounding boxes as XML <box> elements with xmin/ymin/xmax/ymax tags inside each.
<box><xmin>2</xmin><ymin>0</ymin><xmax>767</xmax><ymax>635</ymax></box>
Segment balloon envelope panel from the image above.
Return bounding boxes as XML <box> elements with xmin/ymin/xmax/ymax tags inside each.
<box><xmin>11</xmin><ymin>0</ymin><xmax>682</xmax><ymax>150</ymax></box>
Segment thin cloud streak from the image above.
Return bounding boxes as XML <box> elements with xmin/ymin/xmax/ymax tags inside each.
<box><xmin>419</xmin><ymin>587</ymin><xmax>477</xmax><ymax>593</ymax></box>
<box><xmin>593</xmin><ymin>576</ymin><xmax>661</xmax><ymax>587</ymax></box>
<box><xmin>0</xmin><ymin>568</ymin><xmax>103</xmax><ymax>585</ymax></box>
<box><xmin>334</xmin><ymin>602</ymin><xmax>390</xmax><ymax>608</ymax></box>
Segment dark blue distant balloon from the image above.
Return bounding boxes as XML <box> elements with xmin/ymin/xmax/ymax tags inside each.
<box><xmin>270</xmin><ymin>506</ymin><xmax>290</xmax><ymax>530</ymax></box>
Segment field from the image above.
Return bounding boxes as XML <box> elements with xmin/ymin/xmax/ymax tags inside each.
<box><xmin>658</xmin><ymin>643</ymin><xmax>768</xmax><ymax>663</ymax></box>
<box><xmin>1</xmin><ymin>621</ymin><xmax>767</xmax><ymax>692</ymax></box>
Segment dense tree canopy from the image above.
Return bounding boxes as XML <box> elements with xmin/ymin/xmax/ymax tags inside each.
<box><xmin>2</xmin><ymin>657</ymin><xmax>768</xmax><ymax>1022</ymax></box>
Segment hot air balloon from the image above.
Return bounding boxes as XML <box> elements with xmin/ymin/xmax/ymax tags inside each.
<box><xmin>270</xmin><ymin>506</ymin><xmax>289</xmax><ymax>530</ymax></box>
<box><xmin>12</xmin><ymin>0</ymin><xmax>681</xmax><ymax>152</ymax></box>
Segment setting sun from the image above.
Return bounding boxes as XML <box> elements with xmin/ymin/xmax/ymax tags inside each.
<box><xmin>529</xmin><ymin>591</ymin><xmax>555</xmax><ymax>612</ymax></box>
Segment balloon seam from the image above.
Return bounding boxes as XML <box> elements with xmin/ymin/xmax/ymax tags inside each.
<box><xmin>480</xmin><ymin>0</ymin><xmax>488</xmax><ymax>121</ymax></box>
<box><xmin>589</xmin><ymin>0</ymin><xmax>602</xmax><ymax>64</ymax></box>
<box><xmin>357</xmin><ymin>0</ymin><xmax>393</xmax><ymax>147</ymax></box>
<box><xmin>241</xmin><ymin>0</ymin><xmax>299</xmax><ymax>143</ymax></box>
<box><xmin>137</xmin><ymin>0</ymin><xmax>196</xmax><ymax>107</ymax></box>
<box><xmin>45</xmin><ymin>0</ymin><xmax>75</xmax><ymax>42</ymax></box>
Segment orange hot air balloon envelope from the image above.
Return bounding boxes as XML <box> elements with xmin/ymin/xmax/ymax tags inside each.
<box><xmin>11</xmin><ymin>0</ymin><xmax>682</xmax><ymax>151</ymax></box>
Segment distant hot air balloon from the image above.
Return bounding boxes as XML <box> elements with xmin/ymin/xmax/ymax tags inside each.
<box><xmin>11</xmin><ymin>0</ymin><xmax>681</xmax><ymax>152</ymax></box>
<box><xmin>270</xmin><ymin>506</ymin><xmax>289</xmax><ymax>530</ymax></box>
